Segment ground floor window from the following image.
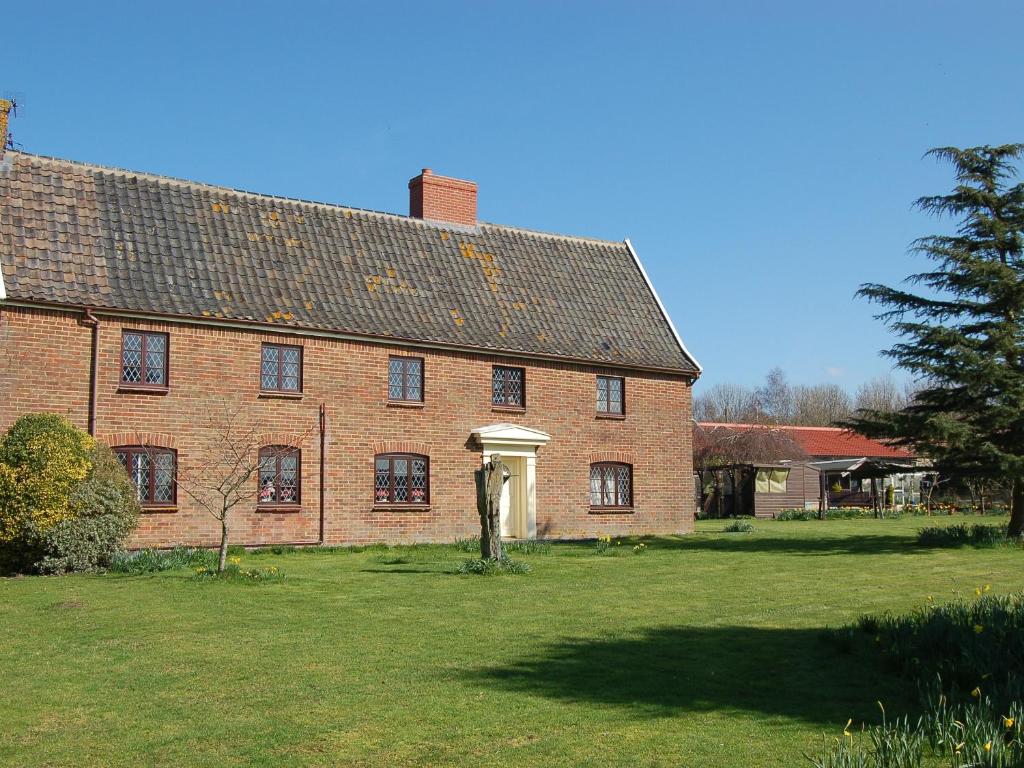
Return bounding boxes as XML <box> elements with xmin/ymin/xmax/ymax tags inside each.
<box><xmin>375</xmin><ymin>454</ymin><xmax>429</xmax><ymax>504</ymax></box>
<box><xmin>259</xmin><ymin>446</ymin><xmax>301</xmax><ymax>505</ymax></box>
<box><xmin>115</xmin><ymin>446</ymin><xmax>176</xmax><ymax>505</ymax></box>
<box><xmin>590</xmin><ymin>462</ymin><xmax>632</xmax><ymax>508</ymax></box>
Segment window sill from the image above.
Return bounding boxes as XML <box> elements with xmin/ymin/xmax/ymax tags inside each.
<box><xmin>258</xmin><ymin>391</ymin><xmax>304</xmax><ymax>400</ymax></box>
<box><xmin>491</xmin><ymin>405</ymin><xmax>526</xmax><ymax>414</ymax></box>
<box><xmin>141</xmin><ymin>505</ymin><xmax>177</xmax><ymax>514</ymax></box>
<box><xmin>386</xmin><ymin>400</ymin><xmax>425</xmax><ymax>409</ymax></box>
<box><xmin>257</xmin><ymin>505</ymin><xmax>302</xmax><ymax>513</ymax></box>
<box><xmin>589</xmin><ymin>507</ymin><xmax>635</xmax><ymax>515</ymax></box>
<box><xmin>372</xmin><ymin>504</ymin><xmax>432</xmax><ymax>512</ymax></box>
<box><xmin>118</xmin><ymin>384</ymin><xmax>169</xmax><ymax>395</ymax></box>
<box><xmin>596</xmin><ymin>412</ymin><xmax>626</xmax><ymax>420</ymax></box>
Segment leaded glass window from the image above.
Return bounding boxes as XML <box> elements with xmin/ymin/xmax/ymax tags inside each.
<box><xmin>261</xmin><ymin>344</ymin><xmax>302</xmax><ymax>393</ymax></box>
<box><xmin>121</xmin><ymin>331</ymin><xmax>168</xmax><ymax>387</ymax></box>
<box><xmin>388</xmin><ymin>356</ymin><xmax>424</xmax><ymax>402</ymax></box>
<box><xmin>115</xmin><ymin>446</ymin><xmax>176</xmax><ymax>506</ymax></box>
<box><xmin>258</xmin><ymin>446</ymin><xmax>301</xmax><ymax>505</ymax></box>
<box><xmin>374</xmin><ymin>454</ymin><xmax>429</xmax><ymax>505</ymax></box>
<box><xmin>589</xmin><ymin>462</ymin><xmax>632</xmax><ymax>508</ymax></box>
<box><xmin>492</xmin><ymin>366</ymin><xmax>525</xmax><ymax>407</ymax></box>
<box><xmin>597</xmin><ymin>376</ymin><xmax>625</xmax><ymax>415</ymax></box>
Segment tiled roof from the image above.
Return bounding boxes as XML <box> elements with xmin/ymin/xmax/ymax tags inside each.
<box><xmin>0</xmin><ymin>152</ymin><xmax>698</xmax><ymax>374</ymax></box>
<box><xmin>698</xmin><ymin>423</ymin><xmax>915</xmax><ymax>459</ymax></box>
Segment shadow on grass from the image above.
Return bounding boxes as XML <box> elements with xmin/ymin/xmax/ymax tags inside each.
<box><xmin>557</xmin><ymin>534</ymin><xmax>922</xmax><ymax>557</ymax></box>
<box><xmin>470</xmin><ymin>625</ymin><xmax>914</xmax><ymax>724</ymax></box>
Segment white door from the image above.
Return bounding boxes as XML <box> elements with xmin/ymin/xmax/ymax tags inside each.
<box><xmin>500</xmin><ymin>457</ymin><xmax>525</xmax><ymax>538</ymax></box>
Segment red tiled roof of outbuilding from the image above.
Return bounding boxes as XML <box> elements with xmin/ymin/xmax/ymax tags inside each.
<box><xmin>698</xmin><ymin>423</ymin><xmax>915</xmax><ymax>459</ymax></box>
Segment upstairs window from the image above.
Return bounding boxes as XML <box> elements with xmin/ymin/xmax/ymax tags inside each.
<box><xmin>258</xmin><ymin>446</ymin><xmax>301</xmax><ymax>506</ymax></box>
<box><xmin>375</xmin><ymin>454</ymin><xmax>429</xmax><ymax>505</ymax></box>
<box><xmin>590</xmin><ymin>462</ymin><xmax>632</xmax><ymax>508</ymax></box>
<box><xmin>115</xmin><ymin>446</ymin><xmax>176</xmax><ymax>506</ymax></box>
<box><xmin>596</xmin><ymin>376</ymin><xmax>625</xmax><ymax>415</ymax></box>
<box><xmin>388</xmin><ymin>356</ymin><xmax>424</xmax><ymax>402</ymax></box>
<box><xmin>261</xmin><ymin>344</ymin><xmax>302</xmax><ymax>393</ymax></box>
<box><xmin>492</xmin><ymin>365</ymin><xmax>525</xmax><ymax>408</ymax></box>
<box><xmin>121</xmin><ymin>331</ymin><xmax>168</xmax><ymax>388</ymax></box>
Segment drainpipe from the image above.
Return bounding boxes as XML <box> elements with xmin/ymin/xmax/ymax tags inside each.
<box><xmin>80</xmin><ymin>308</ymin><xmax>100</xmax><ymax>436</ymax></box>
<box><xmin>319</xmin><ymin>403</ymin><xmax>327</xmax><ymax>545</ymax></box>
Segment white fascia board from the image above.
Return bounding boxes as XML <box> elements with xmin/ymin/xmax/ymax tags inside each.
<box><xmin>0</xmin><ymin>260</ymin><xmax>6</xmax><ymax>301</ymax></box>
<box><xmin>624</xmin><ymin>238</ymin><xmax>702</xmax><ymax>374</ymax></box>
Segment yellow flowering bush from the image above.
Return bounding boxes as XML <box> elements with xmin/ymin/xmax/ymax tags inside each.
<box><xmin>0</xmin><ymin>414</ymin><xmax>93</xmax><ymax>547</ymax></box>
<box><xmin>0</xmin><ymin>414</ymin><xmax>137</xmax><ymax>573</ymax></box>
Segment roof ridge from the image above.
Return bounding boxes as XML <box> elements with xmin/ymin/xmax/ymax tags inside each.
<box><xmin>9</xmin><ymin>151</ymin><xmax>625</xmax><ymax>248</ymax></box>
<box><xmin>699</xmin><ymin>422</ymin><xmax>851</xmax><ymax>432</ymax></box>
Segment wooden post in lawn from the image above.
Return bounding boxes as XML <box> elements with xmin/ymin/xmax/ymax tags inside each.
<box><xmin>476</xmin><ymin>453</ymin><xmax>509</xmax><ymax>561</ymax></box>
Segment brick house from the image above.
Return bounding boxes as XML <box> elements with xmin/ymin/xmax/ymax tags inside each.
<box><xmin>0</xmin><ymin>126</ymin><xmax>700</xmax><ymax>547</ymax></box>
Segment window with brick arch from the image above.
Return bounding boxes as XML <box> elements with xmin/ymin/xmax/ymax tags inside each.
<box><xmin>596</xmin><ymin>376</ymin><xmax>625</xmax><ymax>415</ymax></box>
<box><xmin>258</xmin><ymin>446</ymin><xmax>301</xmax><ymax>506</ymax></box>
<box><xmin>590</xmin><ymin>462</ymin><xmax>632</xmax><ymax>508</ymax></box>
<box><xmin>261</xmin><ymin>344</ymin><xmax>303</xmax><ymax>393</ymax></box>
<box><xmin>492</xmin><ymin>365</ymin><xmax>525</xmax><ymax>408</ymax></box>
<box><xmin>374</xmin><ymin>454</ymin><xmax>429</xmax><ymax>505</ymax></box>
<box><xmin>115</xmin><ymin>446</ymin><xmax>176</xmax><ymax>506</ymax></box>
<box><xmin>121</xmin><ymin>331</ymin><xmax>168</xmax><ymax>388</ymax></box>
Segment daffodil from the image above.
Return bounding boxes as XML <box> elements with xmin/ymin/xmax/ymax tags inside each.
<box><xmin>984</xmin><ymin>584</ymin><xmax>991</xmax><ymax>592</ymax></box>
<box><xmin>975</xmin><ymin>587</ymin><xmax>982</xmax><ymax>596</ymax></box>
<box><xmin>1003</xmin><ymin>716</ymin><xmax>1015</xmax><ymax>728</ymax></box>
<box><xmin>927</xmin><ymin>595</ymin><xmax>934</xmax><ymax>602</ymax></box>
<box><xmin>974</xmin><ymin>624</ymin><xmax>984</xmax><ymax>634</ymax></box>
<box><xmin>971</xmin><ymin>687</ymin><xmax>982</xmax><ymax>698</ymax></box>
<box><xmin>842</xmin><ymin>718</ymin><xmax>853</xmax><ymax>737</ymax></box>
<box><xmin>984</xmin><ymin>741</ymin><xmax>992</xmax><ymax>752</ymax></box>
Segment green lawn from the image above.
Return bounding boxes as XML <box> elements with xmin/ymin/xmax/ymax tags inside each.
<box><xmin>1</xmin><ymin>517</ymin><xmax>1019</xmax><ymax>767</ymax></box>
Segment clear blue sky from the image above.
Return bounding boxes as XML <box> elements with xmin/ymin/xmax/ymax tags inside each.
<box><xmin>5</xmin><ymin>1</ymin><xmax>1022</xmax><ymax>393</ymax></box>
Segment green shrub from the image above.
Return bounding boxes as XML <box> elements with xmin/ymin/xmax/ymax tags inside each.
<box><xmin>917</xmin><ymin>523</ymin><xmax>1013</xmax><ymax>548</ymax></box>
<box><xmin>0</xmin><ymin>413</ymin><xmax>93</xmax><ymax>548</ymax></box>
<box><xmin>36</xmin><ymin>444</ymin><xmax>140</xmax><ymax>574</ymax></box>
<box><xmin>456</xmin><ymin>557</ymin><xmax>531</xmax><ymax>575</ymax></box>
<box><xmin>723</xmin><ymin>519</ymin><xmax>754</xmax><ymax>533</ymax></box>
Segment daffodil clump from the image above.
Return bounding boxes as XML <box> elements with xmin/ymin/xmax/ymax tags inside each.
<box><xmin>193</xmin><ymin>562</ymin><xmax>285</xmax><ymax>583</ymax></box>
<box><xmin>594</xmin><ymin>535</ymin><xmax>619</xmax><ymax>555</ymax></box>
<box><xmin>814</xmin><ymin>588</ymin><xmax>1024</xmax><ymax>767</ymax></box>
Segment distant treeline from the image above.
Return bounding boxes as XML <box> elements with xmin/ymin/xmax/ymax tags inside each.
<box><xmin>694</xmin><ymin>368</ymin><xmax>913</xmax><ymax>426</ymax></box>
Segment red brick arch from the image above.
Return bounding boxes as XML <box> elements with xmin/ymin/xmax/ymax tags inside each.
<box><xmin>258</xmin><ymin>432</ymin><xmax>309</xmax><ymax>449</ymax></box>
<box><xmin>589</xmin><ymin>450</ymin><xmax>635</xmax><ymax>465</ymax></box>
<box><xmin>373</xmin><ymin>440</ymin><xmax>432</xmax><ymax>457</ymax></box>
<box><xmin>102</xmin><ymin>431</ymin><xmax>178</xmax><ymax>450</ymax></box>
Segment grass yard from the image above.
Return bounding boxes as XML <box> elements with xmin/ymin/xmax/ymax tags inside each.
<box><xmin>1</xmin><ymin>516</ymin><xmax>1020</xmax><ymax>767</ymax></box>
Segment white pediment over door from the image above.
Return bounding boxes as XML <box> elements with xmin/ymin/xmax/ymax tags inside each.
<box><xmin>470</xmin><ymin>423</ymin><xmax>552</xmax><ymax>447</ymax></box>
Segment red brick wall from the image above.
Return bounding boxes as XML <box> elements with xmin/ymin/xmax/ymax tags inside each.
<box><xmin>0</xmin><ymin>305</ymin><xmax>694</xmax><ymax>547</ymax></box>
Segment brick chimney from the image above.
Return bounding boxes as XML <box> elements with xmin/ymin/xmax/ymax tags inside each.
<box><xmin>408</xmin><ymin>168</ymin><xmax>477</xmax><ymax>227</ymax></box>
<box><xmin>0</xmin><ymin>99</ymin><xmax>11</xmax><ymax>157</ymax></box>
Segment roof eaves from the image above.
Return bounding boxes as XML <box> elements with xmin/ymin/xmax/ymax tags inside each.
<box><xmin>0</xmin><ymin>298</ymin><xmax>699</xmax><ymax>376</ymax></box>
